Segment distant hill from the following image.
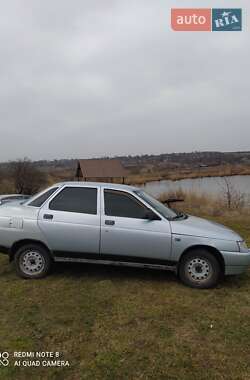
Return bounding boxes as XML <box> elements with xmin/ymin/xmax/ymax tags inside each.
<box><xmin>1</xmin><ymin>151</ymin><xmax>250</xmax><ymax>172</ymax></box>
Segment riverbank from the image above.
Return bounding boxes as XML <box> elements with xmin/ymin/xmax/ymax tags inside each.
<box><xmin>127</xmin><ymin>163</ymin><xmax>250</xmax><ymax>185</ymax></box>
<box><xmin>158</xmin><ymin>189</ymin><xmax>249</xmax><ymax>218</ymax></box>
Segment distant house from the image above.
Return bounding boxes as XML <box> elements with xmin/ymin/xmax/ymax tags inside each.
<box><xmin>75</xmin><ymin>158</ymin><xmax>129</xmax><ymax>183</ymax></box>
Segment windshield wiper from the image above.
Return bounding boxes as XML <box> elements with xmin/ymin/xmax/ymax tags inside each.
<box><xmin>171</xmin><ymin>212</ymin><xmax>188</xmax><ymax>221</ymax></box>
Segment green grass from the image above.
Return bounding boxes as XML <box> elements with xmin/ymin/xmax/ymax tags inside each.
<box><xmin>1</xmin><ymin>215</ymin><xmax>250</xmax><ymax>380</ymax></box>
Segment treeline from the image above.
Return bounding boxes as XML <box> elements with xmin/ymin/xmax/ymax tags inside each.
<box><xmin>116</xmin><ymin>151</ymin><xmax>250</xmax><ymax>167</ymax></box>
<box><xmin>1</xmin><ymin>151</ymin><xmax>250</xmax><ymax>172</ymax></box>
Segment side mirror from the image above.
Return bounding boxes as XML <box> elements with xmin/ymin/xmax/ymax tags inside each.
<box><xmin>144</xmin><ymin>210</ymin><xmax>161</xmax><ymax>221</ymax></box>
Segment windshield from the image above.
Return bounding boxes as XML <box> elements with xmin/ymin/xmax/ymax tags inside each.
<box><xmin>134</xmin><ymin>190</ymin><xmax>178</xmax><ymax>220</ymax></box>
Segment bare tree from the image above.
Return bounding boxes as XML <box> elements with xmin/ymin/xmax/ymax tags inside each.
<box><xmin>220</xmin><ymin>177</ymin><xmax>245</xmax><ymax>210</ymax></box>
<box><xmin>9</xmin><ymin>158</ymin><xmax>48</xmax><ymax>195</ymax></box>
<box><xmin>0</xmin><ymin>166</ymin><xmax>13</xmax><ymax>193</ymax></box>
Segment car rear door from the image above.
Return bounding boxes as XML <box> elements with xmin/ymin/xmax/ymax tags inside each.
<box><xmin>100</xmin><ymin>188</ymin><xmax>172</xmax><ymax>262</ymax></box>
<box><xmin>38</xmin><ymin>185</ymin><xmax>101</xmax><ymax>258</ymax></box>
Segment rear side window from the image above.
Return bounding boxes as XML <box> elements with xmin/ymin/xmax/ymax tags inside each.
<box><xmin>104</xmin><ymin>190</ymin><xmax>148</xmax><ymax>219</ymax></box>
<box><xmin>29</xmin><ymin>187</ymin><xmax>59</xmax><ymax>208</ymax></box>
<box><xmin>49</xmin><ymin>187</ymin><xmax>97</xmax><ymax>215</ymax></box>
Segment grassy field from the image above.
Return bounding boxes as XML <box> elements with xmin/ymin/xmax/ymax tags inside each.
<box><xmin>1</xmin><ymin>215</ymin><xmax>250</xmax><ymax>380</ymax></box>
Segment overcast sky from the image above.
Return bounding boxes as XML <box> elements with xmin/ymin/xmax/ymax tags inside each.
<box><xmin>0</xmin><ymin>0</ymin><xmax>249</xmax><ymax>161</ymax></box>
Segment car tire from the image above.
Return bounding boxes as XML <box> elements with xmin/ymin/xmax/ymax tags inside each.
<box><xmin>179</xmin><ymin>249</ymin><xmax>221</xmax><ymax>289</ymax></box>
<box><xmin>14</xmin><ymin>244</ymin><xmax>52</xmax><ymax>279</ymax></box>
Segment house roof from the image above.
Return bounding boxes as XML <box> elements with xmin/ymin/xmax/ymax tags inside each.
<box><xmin>77</xmin><ymin>159</ymin><xmax>129</xmax><ymax>178</ymax></box>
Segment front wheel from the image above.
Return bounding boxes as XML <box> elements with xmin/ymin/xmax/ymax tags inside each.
<box><xmin>14</xmin><ymin>244</ymin><xmax>52</xmax><ymax>279</ymax></box>
<box><xmin>179</xmin><ymin>250</ymin><xmax>221</xmax><ymax>289</ymax></box>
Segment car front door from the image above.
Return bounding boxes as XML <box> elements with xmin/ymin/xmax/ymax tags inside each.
<box><xmin>38</xmin><ymin>186</ymin><xmax>100</xmax><ymax>258</ymax></box>
<box><xmin>100</xmin><ymin>188</ymin><xmax>172</xmax><ymax>262</ymax></box>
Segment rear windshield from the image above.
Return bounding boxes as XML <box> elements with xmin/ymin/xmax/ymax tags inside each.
<box><xmin>28</xmin><ymin>187</ymin><xmax>59</xmax><ymax>208</ymax></box>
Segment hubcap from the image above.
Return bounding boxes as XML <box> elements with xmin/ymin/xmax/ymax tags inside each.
<box><xmin>186</xmin><ymin>258</ymin><xmax>212</xmax><ymax>283</ymax></box>
<box><xmin>20</xmin><ymin>250</ymin><xmax>45</xmax><ymax>276</ymax></box>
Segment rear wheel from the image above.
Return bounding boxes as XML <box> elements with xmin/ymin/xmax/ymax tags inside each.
<box><xmin>14</xmin><ymin>244</ymin><xmax>52</xmax><ymax>279</ymax></box>
<box><xmin>179</xmin><ymin>249</ymin><xmax>221</xmax><ymax>289</ymax></box>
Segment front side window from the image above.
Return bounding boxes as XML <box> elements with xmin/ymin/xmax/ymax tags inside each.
<box><xmin>104</xmin><ymin>190</ymin><xmax>149</xmax><ymax>219</ymax></box>
<box><xmin>29</xmin><ymin>187</ymin><xmax>59</xmax><ymax>208</ymax></box>
<box><xmin>49</xmin><ymin>187</ymin><xmax>97</xmax><ymax>215</ymax></box>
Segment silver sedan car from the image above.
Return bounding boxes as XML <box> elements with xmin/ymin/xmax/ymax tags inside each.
<box><xmin>0</xmin><ymin>182</ymin><xmax>249</xmax><ymax>288</ymax></box>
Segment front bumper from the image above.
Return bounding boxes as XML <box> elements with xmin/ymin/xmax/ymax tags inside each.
<box><xmin>221</xmin><ymin>249</ymin><xmax>250</xmax><ymax>275</ymax></box>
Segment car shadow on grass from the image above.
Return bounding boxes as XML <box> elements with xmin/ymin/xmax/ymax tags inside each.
<box><xmin>2</xmin><ymin>255</ymin><xmax>249</xmax><ymax>289</ymax></box>
<box><xmin>221</xmin><ymin>272</ymin><xmax>250</xmax><ymax>288</ymax></box>
<box><xmin>51</xmin><ymin>261</ymin><xmax>250</xmax><ymax>290</ymax></box>
<box><xmin>52</xmin><ymin>261</ymin><xmax>178</xmax><ymax>284</ymax></box>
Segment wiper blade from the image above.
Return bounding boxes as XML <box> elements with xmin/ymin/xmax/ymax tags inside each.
<box><xmin>171</xmin><ymin>212</ymin><xmax>188</xmax><ymax>221</ymax></box>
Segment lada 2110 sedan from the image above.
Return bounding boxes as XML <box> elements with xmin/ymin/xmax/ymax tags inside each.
<box><xmin>0</xmin><ymin>182</ymin><xmax>249</xmax><ymax>288</ymax></box>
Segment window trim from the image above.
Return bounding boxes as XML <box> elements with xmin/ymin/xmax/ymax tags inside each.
<box><xmin>103</xmin><ymin>188</ymin><xmax>160</xmax><ymax>220</ymax></box>
<box><xmin>48</xmin><ymin>186</ymin><xmax>99</xmax><ymax>215</ymax></box>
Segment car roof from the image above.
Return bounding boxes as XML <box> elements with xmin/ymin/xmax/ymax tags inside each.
<box><xmin>54</xmin><ymin>181</ymin><xmax>140</xmax><ymax>192</ymax></box>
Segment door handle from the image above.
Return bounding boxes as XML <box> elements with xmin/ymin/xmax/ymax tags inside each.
<box><xmin>43</xmin><ymin>214</ymin><xmax>54</xmax><ymax>220</ymax></box>
<box><xmin>105</xmin><ymin>220</ymin><xmax>115</xmax><ymax>226</ymax></box>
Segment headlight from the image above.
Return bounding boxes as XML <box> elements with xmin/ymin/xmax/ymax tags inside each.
<box><xmin>237</xmin><ymin>241</ymin><xmax>249</xmax><ymax>253</ymax></box>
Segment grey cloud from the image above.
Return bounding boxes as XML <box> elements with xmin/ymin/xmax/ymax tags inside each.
<box><xmin>0</xmin><ymin>0</ymin><xmax>249</xmax><ymax>160</ymax></box>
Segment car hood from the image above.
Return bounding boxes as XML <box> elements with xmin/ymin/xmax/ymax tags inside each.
<box><xmin>170</xmin><ymin>215</ymin><xmax>242</xmax><ymax>241</ymax></box>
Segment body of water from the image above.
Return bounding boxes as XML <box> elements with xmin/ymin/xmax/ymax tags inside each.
<box><xmin>141</xmin><ymin>175</ymin><xmax>250</xmax><ymax>200</ymax></box>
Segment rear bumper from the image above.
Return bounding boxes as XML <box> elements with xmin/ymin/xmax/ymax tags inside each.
<box><xmin>221</xmin><ymin>250</ymin><xmax>250</xmax><ymax>275</ymax></box>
